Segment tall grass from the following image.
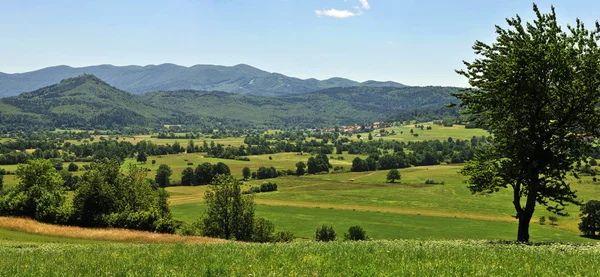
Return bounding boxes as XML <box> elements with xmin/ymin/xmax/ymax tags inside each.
<box><xmin>0</xmin><ymin>217</ymin><xmax>224</xmax><ymax>244</ymax></box>
<box><xmin>0</xmin><ymin>240</ymin><xmax>598</xmax><ymax>276</ymax></box>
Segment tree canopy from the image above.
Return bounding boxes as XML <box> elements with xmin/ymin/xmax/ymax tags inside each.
<box><xmin>454</xmin><ymin>4</ymin><xmax>600</xmax><ymax>242</ymax></box>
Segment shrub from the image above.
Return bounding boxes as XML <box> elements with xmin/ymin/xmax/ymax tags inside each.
<box><xmin>273</xmin><ymin>231</ymin><xmax>295</xmax><ymax>243</ymax></box>
<box><xmin>548</xmin><ymin>216</ymin><xmax>558</xmax><ymax>225</ymax></box>
<box><xmin>252</xmin><ymin>217</ymin><xmax>275</xmax><ymax>243</ymax></box>
<box><xmin>344</xmin><ymin>226</ymin><xmax>368</xmax><ymax>241</ymax></box>
<box><xmin>187</xmin><ymin>162</ymin><xmax>194</xmax><ymax>166</ymax></box>
<box><xmin>590</xmin><ymin>159</ymin><xmax>598</xmax><ymax>166</ymax></box>
<box><xmin>315</xmin><ymin>225</ymin><xmax>336</xmax><ymax>242</ymax></box>
<box><xmin>260</xmin><ymin>182</ymin><xmax>278</xmax><ymax>192</ymax></box>
<box><xmin>151</xmin><ymin>160</ymin><xmax>156</xmax><ymax>165</ymax></box>
<box><xmin>539</xmin><ymin>216</ymin><xmax>546</xmax><ymax>225</ymax></box>
<box><xmin>178</xmin><ymin>220</ymin><xmax>204</xmax><ymax>236</ymax></box>
<box><xmin>425</xmin><ymin>179</ymin><xmax>444</xmax><ymax>185</ymax></box>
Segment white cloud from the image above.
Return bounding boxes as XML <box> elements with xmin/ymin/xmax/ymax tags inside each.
<box><xmin>359</xmin><ymin>0</ymin><xmax>370</xmax><ymax>10</ymax></box>
<box><xmin>315</xmin><ymin>0</ymin><xmax>370</xmax><ymax>19</ymax></box>
<box><xmin>315</xmin><ymin>8</ymin><xmax>356</xmax><ymax>18</ymax></box>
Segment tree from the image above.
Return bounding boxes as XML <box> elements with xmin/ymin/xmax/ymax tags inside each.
<box><xmin>351</xmin><ymin>157</ymin><xmax>368</xmax><ymax>172</ymax></box>
<box><xmin>181</xmin><ymin>167</ymin><xmax>195</xmax><ymax>186</ymax></box>
<box><xmin>67</xmin><ymin>162</ymin><xmax>79</xmax><ymax>172</ymax></box>
<box><xmin>368</xmin><ymin>133</ymin><xmax>373</xmax><ymax>141</ymax></box>
<box><xmin>387</xmin><ymin>169</ymin><xmax>401</xmax><ymax>183</ymax></box>
<box><xmin>0</xmin><ymin>159</ymin><xmax>69</xmax><ymax>223</ymax></box>
<box><xmin>453</xmin><ymin>5</ymin><xmax>600</xmax><ymax>242</ymax></box>
<box><xmin>212</xmin><ymin>162</ymin><xmax>231</xmax><ymax>176</ymax></box>
<box><xmin>203</xmin><ymin>174</ymin><xmax>254</xmax><ymax>240</ymax></box>
<box><xmin>579</xmin><ymin>200</ymin><xmax>600</xmax><ymax>237</ymax></box>
<box><xmin>0</xmin><ymin>174</ymin><xmax>3</xmax><ymax>191</ymax></box>
<box><xmin>137</xmin><ymin>152</ymin><xmax>147</xmax><ymax>163</ymax></box>
<box><xmin>155</xmin><ymin>164</ymin><xmax>172</xmax><ymax>187</ymax></box>
<box><xmin>195</xmin><ymin>162</ymin><xmax>214</xmax><ymax>185</ymax></box>
<box><xmin>295</xmin><ymin>162</ymin><xmax>306</xmax><ymax>176</ymax></box>
<box><xmin>242</xmin><ymin>167</ymin><xmax>251</xmax><ymax>180</ymax></box>
<box><xmin>73</xmin><ymin>159</ymin><xmax>174</xmax><ymax>232</ymax></box>
<box><xmin>187</xmin><ymin>139</ymin><xmax>195</xmax><ymax>153</ymax></box>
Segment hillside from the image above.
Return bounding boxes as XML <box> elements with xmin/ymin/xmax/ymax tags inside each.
<box><xmin>0</xmin><ymin>75</ymin><xmax>456</xmax><ymax>130</ymax></box>
<box><xmin>0</xmin><ymin>64</ymin><xmax>405</xmax><ymax>98</ymax></box>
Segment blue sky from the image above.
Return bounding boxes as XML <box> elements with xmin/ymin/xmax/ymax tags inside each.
<box><xmin>1</xmin><ymin>0</ymin><xmax>599</xmax><ymax>86</ymax></box>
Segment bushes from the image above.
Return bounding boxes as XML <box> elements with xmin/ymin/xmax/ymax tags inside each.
<box><xmin>273</xmin><ymin>231</ymin><xmax>295</xmax><ymax>243</ymax></box>
<box><xmin>315</xmin><ymin>225</ymin><xmax>336</xmax><ymax>242</ymax></box>
<box><xmin>344</xmin><ymin>226</ymin><xmax>368</xmax><ymax>241</ymax></box>
<box><xmin>425</xmin><ymin>179</ymin><xmax>444</xmax><ymax>185</ymax></box>
<box><xmin>252</xmin><ymin>217</ymin><xmax>275</xmax><ymax>243</ymax></box>
<box><xmin>260</xmin><ymin>182</ymin><xmax>278</xmax><ymax>192</ymax></box>
<box><xmin>243</xmin><ymin>182</ymin><xmax>277</xmax><ymax>194</ymax></box>
<box><xmin>67</xmin><ymin>162</ymin><xmax>79</xmax><ymax>172</ymax></box>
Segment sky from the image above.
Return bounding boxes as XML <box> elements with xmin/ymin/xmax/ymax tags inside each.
<box><xmin>1</xmin><ymin>0</ymin><xmax>600</xmax><ymax>87</ymax></box>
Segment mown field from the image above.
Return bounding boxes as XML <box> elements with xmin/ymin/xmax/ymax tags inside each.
<box><xmin>0</xmin><ymin>240</ymin><xmax>598</xmax><ymax>276</ymax></box>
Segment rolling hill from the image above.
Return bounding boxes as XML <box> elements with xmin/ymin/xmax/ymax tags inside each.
<box><xmin>0</xmin><ymin>64</ymin><xmax>405</xmax><ymax>98</ymax></box>
<box><xmin>0</xmin><ymin>75</ymin><xmax>456</xmax><ymax>130</ymax></box>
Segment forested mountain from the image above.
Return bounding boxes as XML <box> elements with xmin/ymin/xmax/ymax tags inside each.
<box><xmin>0</xmin><ymin>64</ymin><xmax>405</xmax><ymax>98</ymax></box>
<box><xmin>0</xmin><ymin>75</ymin><xmax>456</xmax><ymax>130</ymax></box>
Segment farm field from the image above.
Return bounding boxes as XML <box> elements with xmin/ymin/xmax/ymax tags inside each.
<box><xmin>166</xmin><ymin>163</ymin><xmax>600</xmax><ymax>242</ymax></box>
<box><xmin>353</xmin><ymin>123</ymin><xmax>490</xmax><ymax>142</ymax></box>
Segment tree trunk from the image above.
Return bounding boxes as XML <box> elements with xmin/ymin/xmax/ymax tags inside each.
<box><xmin>517</xmin><ymin>213</ymin><xmax>532</xmax><ymax>242</ymax></box>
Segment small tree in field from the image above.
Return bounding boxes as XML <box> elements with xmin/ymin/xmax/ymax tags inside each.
<box><xmin>315</xmin><ymin>225</ymin><xmax>336</xmax><ymax>242</ymax></box>
<box><xmin>387</xmin><ymin>169</ymin><xmax>401</xmax><ymax>183</ymax></box>
<box><xmin>579</xmin><ymin>200</ymin><xmax>600</xmax><ymax>237</ymax></box>
<box><xmin>242</xmin><ymin>167</ymin><xmax>251</xmax><ymax>181</ymax></box>
<box><xmin>180</xmin><ymin>167</ymin><xmax>195</xmax><ymax>186</ymax></box>
<box><xmin>203</xmin><ymin>174</ymin><xmax>254</xmax><ymax>241</ymax></box>
<box><xmin>155</xmin><ymin>164</ymin><xmax>172</xmax><ymax>187</ymax></box>
<box><xmin>137</xmin><ymin>152</ymin><xmax>147</xmax><ymax>164</ymax></box>
<box><xmin>454</xmin><ymin>4</ymin><xmax>600</xmax><ymax>242</ymax></box>
<box><xmin>344</xmin><ymin>226</ymin><xmax>368</xmax><ymax>241</ymax></box>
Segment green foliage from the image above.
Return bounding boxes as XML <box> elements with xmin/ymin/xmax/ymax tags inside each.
<box><xmin>579</xmin><ymin>200</ymin><xmax>600</xmax><ymax>237</ymax></box>
<box><xmin>0</xmin><ymin>159</ymin><xmax>70</xmax><ymax>224</ymax></box>
<box><xmin>307</xmin><ymin>154</ymin><xmax>331</xmax><ymax>174</ymax></box>
<box><xmin>273</xmin><ymin>231</ymin><xmax>296</xmax><ymax>243</ymax></box>
<box><xmin>454</xmin><ymin>4</ymin><xmax>600</xmax><ymax>242</ymax></box>
<box><xmin>72</xmin><ymin>159</ymin><xmax>174</xmax><ymax>233</ymax></box>
<box><xmin>137</xmin><ymin>152</ymin><xmax>147</xmax><ymax>163</ymax></box>
<box><xmin>202</xmin><ymin>174</ymin><xmax>254</xmax><ymax>240</ymax></box>
<box><xmin>344</xmin><ymin>226</ymin><xmax>368</xmax><ymax>241</ymax></box>
<box><xmin>0</xmin><ymin>174</ymin><xmax>3</xmax><ymax>191</ymax></box>
<box><xmin>315</xmin><ymin>225</ymin><xmax>336</xmax><ymax>242</ymax></box>
<box><xmin>180</xmin><ymin>167</ymin><xmax>195</xmax><ymax>186</ymax></box>
<box><xmin>386</xmin><ymin>169</ymin><xmax>401</xmax><ymax>183</ymax></box>
<box><xmin>295</xmin><ymin>162</ymin><xmax>306</xmax><ymax>176</ymax></box>
<box><xmin>155</xmin><ymin>164</ymin><xmax>173</xmax><ymax>187</ymax></box>
<box><xmin>242</xmin><ymin>167</ymin><xmax>251</xmax><ymax>180</ymax></box>
<box><xmin>67</xmin><ymin>162</ymin><xmax>79</xmax><ymax>172</ymax></box>
<box><xmin>252</xmin><ymin>217</ymin><xmax>275</xmax><ymax>243</ymax></box>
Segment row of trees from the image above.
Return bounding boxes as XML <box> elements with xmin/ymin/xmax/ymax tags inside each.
<box><xmin>0</xmin><ymin>159</ymin><xmax>175</xmax><ymax>233</ymax></box>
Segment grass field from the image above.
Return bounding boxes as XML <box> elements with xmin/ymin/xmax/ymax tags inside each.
<box><xmin>0</xmin><ymin>240</ymin><xmax>598</xmax><ymax>276</ymax></box>
<box><xmin>353</xmin><ymin>123</ymin><xmax>490</xmax><ymax>142</ymax></box>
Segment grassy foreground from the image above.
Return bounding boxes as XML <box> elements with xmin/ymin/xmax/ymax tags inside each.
<box><xmin>0</xmin><ymin>240</ymin><xmax>598</xmax><ymax>276</ymax></box>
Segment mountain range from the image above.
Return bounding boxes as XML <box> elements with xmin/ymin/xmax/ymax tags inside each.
<box><xmin>0</xmin><ymin>63</ymin><xmax>405</xmax><ymax>98</ymax></box>
<box><xmin>0</xmin><ymin>75</ymin><xmax>456</xmax><ymax>130</ymax></box>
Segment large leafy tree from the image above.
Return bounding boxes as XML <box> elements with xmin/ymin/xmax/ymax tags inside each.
<box><xmin>202</xmin><ymin>174</ymin><xmax>254</xmax><ymax>241</ymax></box>
<box><xmin>454</xmin><ymin>4</ymin><xmax>600</xmax><ymax>242</ymax></box>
